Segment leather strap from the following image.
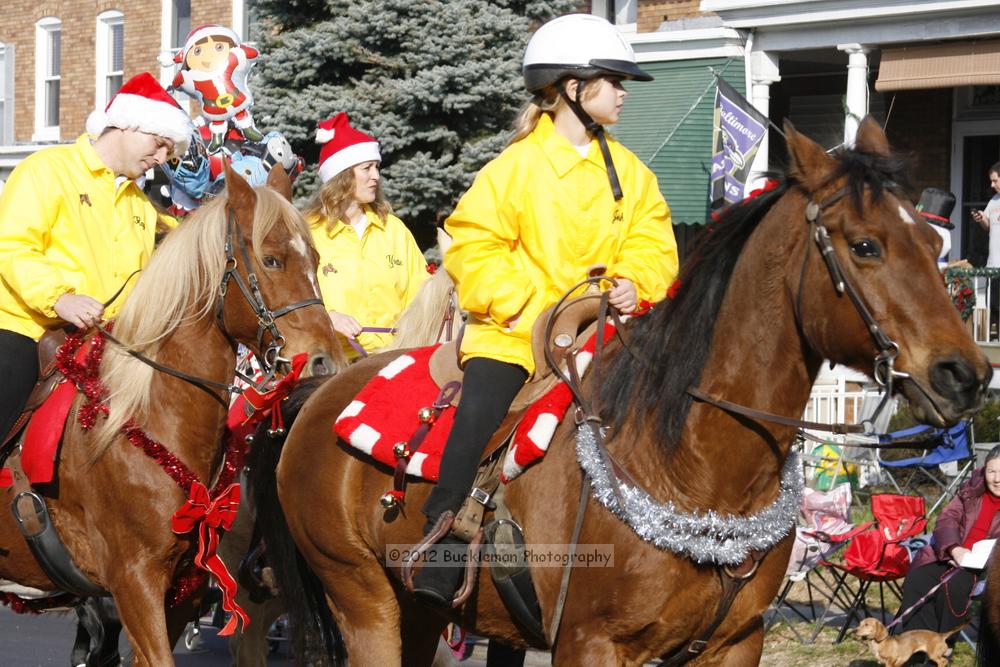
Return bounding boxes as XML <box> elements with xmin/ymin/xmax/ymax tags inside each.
<box><xmin>546</xmin><ymin>473</ymin><xmax>590</xmax><ymax>647</ymax></box>
<box><xmin>686</xmin><ymin>386</ymin><xmax>867</xmax><ymax>435</ymax></box>
<box><xmin>390</xmin><ymin>381</ymin><xmax>461</xmax><ymax>502</ymax></box>
<box><xmin>658</xmin><ymin>552</ymin><xmax>765</xmax><ymax>666</ymax></box>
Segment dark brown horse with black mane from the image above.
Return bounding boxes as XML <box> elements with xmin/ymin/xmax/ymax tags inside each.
<box><xmin>251</xmin><ymin>118</ymin><xmax>990</xmax><ymax>666</ymax></box>
<box><xmin>0</xmin><ymin>165</ymin><xmax>343</xmax><ymax>666</ymax></box>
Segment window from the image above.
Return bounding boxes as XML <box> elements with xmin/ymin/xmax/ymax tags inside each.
<box><xmin>96</xmin><ymin>11</ymin><xmax>124</xmax><ymax>109</ymax></box>
<box><xmin>593</xmin><ymin>0</ymin><xmax>637</xmax><ymax>26</ymax></box>
<box><xmin>0</xmin><ymin>44</ymin><xmax>11</xmax><ymax>145</ymax></box>
<box><xmin>34</xmin><ymin>17</ymin><xmax>61</xmax><ymax>141</ymax></box>
<box><xmin>171</xmin><ymin>0</ymin><xmax>191</xmax><ymax>49</ymax></box>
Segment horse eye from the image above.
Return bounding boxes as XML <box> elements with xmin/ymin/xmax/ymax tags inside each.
<box><xmin>262</xmin><ymin>255</ymin><xmax>281</xmax><ymax>269</ymax></box>
<box><xmin>849</xmin><ymin>239</ymin><xmax>881</xmax><ymax>259</ymax></box>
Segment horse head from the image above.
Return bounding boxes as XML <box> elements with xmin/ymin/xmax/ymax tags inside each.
<box><xmin>219</xmin><ymin>162</ymin><xmax>343</xmax><ymax>377</ymax></box>
<box><xmin>785</xmin><ymin>116</ymin><xmax>990</xmax><ymax>425</ymax></box>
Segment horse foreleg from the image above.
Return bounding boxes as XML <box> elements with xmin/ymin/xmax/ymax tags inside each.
<box><xmin>228</xmin><ymin>593</ymin><xmax>284</xmax><ymax>667</ymax></box>
<box><xmin>111</xmin><ymin>575</ymin><xmax>177</xmax><ymax>667</ymax></box>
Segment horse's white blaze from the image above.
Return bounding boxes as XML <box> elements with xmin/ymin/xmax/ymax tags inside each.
<box><xmin>291</xmin><ymin>233</ymin><xmax>322</xmax><ymax>296</ymax></box>
<box><xmin>898</xmin><ymin>204</ymin><xmax>915</xmax><ymax>225</ymax></box>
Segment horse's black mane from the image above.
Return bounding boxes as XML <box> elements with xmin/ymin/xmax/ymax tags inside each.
<box><xmin>599</xmin><ymin>145</ymin><xmax>910</xmax><ymax>451</ymax></box>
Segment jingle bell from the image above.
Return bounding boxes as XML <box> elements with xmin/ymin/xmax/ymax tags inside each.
<box><xmin>393</xmin><ymin>442</ymin><xmax>410</xmax><ymax>459</ymax></box>
<box><xmin>417</xmin><ymin>406</ymin><xmax>436</xmax><ymax>423</ymax></box>
<box><xmin>244</xmin><ymin>434</ymin><xmax>255</xmax><ymax>445</ymax></box>
<box><xmin>379</xmin><ymin>493</ymin><xmax>399</xmax><ymax>509</ymax></box>
<box><xmin>267</xmin><ymin>427</ymin><xmax>286</xmax><ymax>438</ymax></box>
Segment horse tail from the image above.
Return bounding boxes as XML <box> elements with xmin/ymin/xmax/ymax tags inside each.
<box><xmin>246</xmin><ymin>375</ymin><xmax>344</xmax><ymax>667</ymax></box>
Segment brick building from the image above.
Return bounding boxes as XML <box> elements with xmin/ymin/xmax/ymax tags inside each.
<box><xmin>0</xmin><ymin>0</ymin><xmax>247</xmax><ymax>180</ymax></box>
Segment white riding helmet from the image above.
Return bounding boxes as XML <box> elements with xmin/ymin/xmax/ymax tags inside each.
<box><xmin>523</xmin><ymin>14</ymin><xmax>652</xmax><ymax>92</ymax></box>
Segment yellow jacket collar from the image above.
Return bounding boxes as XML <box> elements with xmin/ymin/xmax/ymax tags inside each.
<box><xmin>317</xmin><ymin>206</ymin><xmax>386</xmax><ymax>239</ymax></box>
<box><xmin>531</xmin><ymin>113</ymin><xmax>602</xmax><ymax>178</ymax></box>
<box><xmin>78</xmin><ymin>134</ymin><xmax>112</xmax><ymax>176</ymax></box>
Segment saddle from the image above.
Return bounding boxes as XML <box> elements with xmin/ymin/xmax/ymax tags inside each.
<box><xmin>2</xmin><ymin>329</ymin><xmax>69</xmax><ymax>449</ymax></box>
<box><xmin>428</xmin><ymin>288</ymin><xmax>603</xmax><ymax>414</ymax></box>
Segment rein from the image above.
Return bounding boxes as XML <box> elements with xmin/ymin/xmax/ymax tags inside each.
<box><xmin>347</xmin><ymin>326</ymin><xmax>398</xmax><ymax>358</ymax></box>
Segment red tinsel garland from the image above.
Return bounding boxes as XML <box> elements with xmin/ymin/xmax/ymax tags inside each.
<box><xmin>0</xmin><ymin>592</ymin><xmax>76</xmax><ymax>614</ymax></box>
<box><xmin>50</xmin><ymin>330</ymin><xmax>245</xmax><ymax>609</ymax></box>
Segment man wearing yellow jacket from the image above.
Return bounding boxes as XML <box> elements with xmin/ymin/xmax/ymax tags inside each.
<box><xmin>411</xmin><ymin>14</ymin><xmax>679</xmax><ymax>607</ymax></box>
<box><xmin>0</xmin><ymin>72</ymin><xmax>191</xmax><ymax>440</ymax></box>
<box><xmin>303</xmin><ymin>113</ymin><xmax>428</xmax><ymax>359</ymax></box>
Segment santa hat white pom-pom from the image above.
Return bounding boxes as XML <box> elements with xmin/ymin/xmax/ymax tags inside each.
<box><xmin>86</xmin><ymin>110</ymin><xmax>109</xmax><ymax>138</ymax></box>
<box><xmin>316</xmin><ymin>127</ymin><xmax>336</xmax><ymax>144</ymax></box>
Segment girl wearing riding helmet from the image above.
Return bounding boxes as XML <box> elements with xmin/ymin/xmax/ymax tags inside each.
<box><xmin>411</xmin><ymin>14</ymin><xmax>679</xmax><ymax>606</ymax></box>
<box><xmin>304</xmin><ymin>113</ymin><xmax>429</xmax><ymax>359</ymax></box>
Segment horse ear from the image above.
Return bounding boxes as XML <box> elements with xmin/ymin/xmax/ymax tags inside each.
<box><xmin>225</xmin><ymin>161</ymin><xmax>256</xmax><ymax>215</ymax></box>
<box><xmin>784</xmin><ymin>119</ymin><xmax>836</xmax><ymax>190</ymax></box>
<box><xmin>266</xmin><ymin>164</ymin><xmax>293</xmax><ymax>202</ymax></box>
<box><xmin>854</xmin><ymin>115</ymin><xmax>892</xmax><ymax>156</ymax></box>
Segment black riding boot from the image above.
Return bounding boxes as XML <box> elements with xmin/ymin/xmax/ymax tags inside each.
<box><xmin>411</xmin><ymin>486</ymin><xmax>468</xmax><ymax>608</ymax></box>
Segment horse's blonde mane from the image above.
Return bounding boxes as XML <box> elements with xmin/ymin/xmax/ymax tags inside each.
<box><xmin>389</xmin><ymin>228</ymin><xmax>456</xmax><ymax>349</ymax></box>
<box><xmin>94</xmin><ymin>187</ymin><xmax>311</xmax><ymax>454</ymax></box>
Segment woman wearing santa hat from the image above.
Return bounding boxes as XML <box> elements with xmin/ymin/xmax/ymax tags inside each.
<box><xmin>0</xmin><ymin>71</ymin><xmax>192</xmax><ymax>443</ymax></box>
<box><xmin>303</xmin><ymin>112</ymin><xmax>428</xmax><ymax>359</ymax></box>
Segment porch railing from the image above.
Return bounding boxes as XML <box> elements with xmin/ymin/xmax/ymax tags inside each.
<box><xmin>944</xmin><ymin>267</ymin><xmax>1000</xmax><ymax>345</ymax></box>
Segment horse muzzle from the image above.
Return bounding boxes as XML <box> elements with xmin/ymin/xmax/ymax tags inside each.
<box><xmin>905</xmin><ymin>355</ymin><xmax>991</xmax><ymax>426</ymax></box>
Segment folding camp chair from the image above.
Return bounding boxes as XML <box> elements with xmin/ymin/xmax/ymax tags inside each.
<box><xmin>766</xmin><ymin>484</ymin><xmax>869</xmax><ymax>642</ymax></box>
<box><xmin>879</xmin><ymin>421</ymin><xmax>974</xmax><ymax>516</ymax></box>
<box><xmin>811</xmin><ymin>493</ymin><xmax>927</xmax><ymax>643</ymax></box>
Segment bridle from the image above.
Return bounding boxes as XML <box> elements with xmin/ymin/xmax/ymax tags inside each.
<box><xmin>99</xmin><ymin>206</ymin><xmax>324</xmax><ymax>407</ymax></box>
<box><xmin>214</xmin><ymin>206</ymin><xmax>324</xmax><ymax>387</ymax></box>
<box><xmin>691</xmin><ymin>184</ymin><xmax>948</xmax><ymax>435</ymax></box>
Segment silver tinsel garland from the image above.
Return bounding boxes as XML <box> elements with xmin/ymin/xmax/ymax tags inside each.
<box><xmin>575</xmin><ymin>425</ymin><xmax>803</xmax><ymax>565</ymax></box>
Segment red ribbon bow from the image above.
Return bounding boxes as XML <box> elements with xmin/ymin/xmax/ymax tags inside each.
<box><xmin>171</xmin><ymin>481</ymin><xmax>248</xmax><ymax>636</ymax></box>
<box><xmin>239</xmin><ymin>352</ymin><xmax>308</xmax><ymax>426</ymax></box>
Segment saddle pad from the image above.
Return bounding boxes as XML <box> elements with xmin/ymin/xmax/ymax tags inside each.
<box><xmin>335</xmin><ymin>344</ymin><xmax>452</xmax><ymax>481</ymax></box>
<box><xmin>0</xmin><ymin>340</ymin><xmax>93</xmax><ymax>488</ymax></box>
<box><xmin>335</xmin><ymin>321</ymin><xmax>617</xmax><ymax>484</ymax></box>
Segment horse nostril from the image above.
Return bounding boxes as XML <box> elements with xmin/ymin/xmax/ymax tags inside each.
<box><xmin>308</xmin><ymin>354</ymin><xmax>336</xmax><ymax>377</ymax></box>
<box><xmin>928</xmin><ymin>357</ymin><xmax>979</xmax><ymax>401</ymax></box>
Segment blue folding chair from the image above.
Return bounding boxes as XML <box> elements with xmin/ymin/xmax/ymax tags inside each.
<box><xmin>878</xmin><ymin>421</ymin><xmax>974</xmax><ymax>516</ymax></box>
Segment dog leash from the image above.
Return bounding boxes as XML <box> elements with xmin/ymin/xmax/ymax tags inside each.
<box><xmin>883</xmin><ymin>566</ymin><xmax>964</xmax><ymax>631</ymax></box>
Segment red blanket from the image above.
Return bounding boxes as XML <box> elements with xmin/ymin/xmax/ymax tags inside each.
<box><xmin>334</xmin><ymin>321</ymin><xmax>617</xmax><ymax>484</ymax></box>
<box><xmin>0</xmin><ymin>340</ymin><xmax>93</xmax><ymax>487</ymax></box>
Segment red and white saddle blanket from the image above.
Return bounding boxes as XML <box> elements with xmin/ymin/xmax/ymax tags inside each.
<box><xmin>334</xmin><ymin>321</ymin><xmax>616</xmax><ymax>483</ymax></box>
<box><xmin>0</xmin><ymin>336</ymin><xmax>99</xmax><ymax>488</ymax></box>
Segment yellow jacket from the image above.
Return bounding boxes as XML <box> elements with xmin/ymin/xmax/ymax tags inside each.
<box><xmin>310</xmin><ymin>208</ymin><xmax>428</xmax><ymax>358</ymax></box>
<box><xmin>0</xmin><ymin>135</ymin><xmax>169</xmax><ymax>340</ymax></box>
<box><xmin>444</xmin><ymin>113</ymin><xmax>678</xmax><ymax>375</ymax></box>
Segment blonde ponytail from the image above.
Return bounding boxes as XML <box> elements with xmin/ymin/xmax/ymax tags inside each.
<box><xmin>509</xmin><ymin>88</ymin><xmax>564</xmax><ymax>145</ymax></box>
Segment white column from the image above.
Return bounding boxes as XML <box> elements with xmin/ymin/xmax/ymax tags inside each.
<box><xmin>747</xmin><ymin>50</ymin><xmax>780</xmax><ymax>193</ymax></box>
<box><xmin>837</xmin><ymin>43</ymin><xmax>871</xmax><ymax>147</ymax></box>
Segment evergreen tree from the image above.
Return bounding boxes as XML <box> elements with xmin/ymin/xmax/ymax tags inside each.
<box><xmin>249</xmin><ymin>0</ymin><xmax>580</xmax><ymax>247</ymax></box>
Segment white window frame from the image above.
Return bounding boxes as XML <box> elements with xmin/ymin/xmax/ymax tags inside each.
<box><xmin>592</xmin><ymin>0</ymin><xmax>637</xmax><ymax>28</ymax></box>
<box><xmin>34</xmin><ymin>17</ymin><xmax>61</xmax><ymax>142</ymax></box>
<box><xmin>0</xmin><ymin>43</ymin><xmax>14</xmax><ymax>145</ymax></box>
<box><xmin>95</xmin><ymin>10</ymin><xmax>124</xmax><ymax>111</ymax></box>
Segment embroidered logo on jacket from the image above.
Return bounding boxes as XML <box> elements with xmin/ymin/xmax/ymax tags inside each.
<box><xmin>612</xmin><ymin>210</ymin><xmax>623</xmax><ymax>224</ymax></box>
<box><xmin>322</xmin><ymin>263</ymin><xmax>337</xmax><ymax>276</ymax></box>
<box><xmin>79</xmin><ymin>194</ymin><xmax>92</xmax><ymax>207</ymax></box>
<box><xmin>133</xmin><ymin>216</ymin><xmax>146</xmax><ymax>230</ymax></box>
<box><xmin>386</xmin><ymin>254</ymin><xmax>403</xmax><ymax>268</ymax></box>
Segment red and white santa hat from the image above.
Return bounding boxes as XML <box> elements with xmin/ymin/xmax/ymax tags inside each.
<box><xmin>85</xmin><ymin>72</ymin><xmax>192</xmax><ymax>157</ymax></box>
<box><xmin>316</xmin><ymin>113</ymin><xmax>381</xmax><ymax>183</ymax></box>
<box><xmin>173</xmin><ymin>24</ymin><xmax>241</xmax><ymax>63</ymax></box>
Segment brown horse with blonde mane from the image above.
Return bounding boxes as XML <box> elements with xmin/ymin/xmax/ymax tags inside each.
<box><xmin>0</xmin><ymin>165</ymin><xmax>342</xmax><ymax>666</ymax></box>
<box><xmin>251</xmin><ymin>118</ymin><xmax>990</xmax><ymax>666</ymax></box>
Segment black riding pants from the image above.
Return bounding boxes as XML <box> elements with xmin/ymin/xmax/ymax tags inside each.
<box><xmin>422</xmin><ymin>357</ymin><xmax>528</xmax><ymax>520</ymax></box>
<box><xmin>0</xmin><ymin>330</ymin><xmax>40</xmax><ymax>440</ymax></box>
<box><xmin>894</xmin><ymin>560</ymin><xmax>977</xmax><ymax>635</ymax></box>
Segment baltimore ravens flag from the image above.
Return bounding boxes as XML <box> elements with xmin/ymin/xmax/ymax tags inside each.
<box><xmin>710</xmin><ymin>78</ymin><xmax>768</xmax><ymax>210</ymax></box>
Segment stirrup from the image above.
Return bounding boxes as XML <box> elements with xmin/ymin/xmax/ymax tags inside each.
<box><xmin>401</xmin><ymin>511</ymin><xmax>485</xmax><ymax>608</ymax></box>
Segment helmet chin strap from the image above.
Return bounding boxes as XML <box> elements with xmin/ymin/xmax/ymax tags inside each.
<box><xmin>559</xmin><ymin>79</ymin><xmax>623</xmax><ymax>201</ymax></box>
